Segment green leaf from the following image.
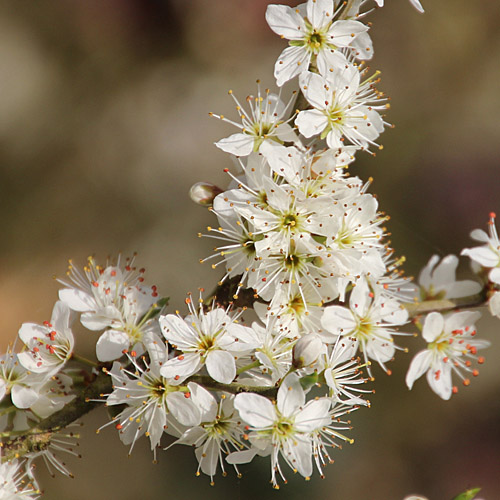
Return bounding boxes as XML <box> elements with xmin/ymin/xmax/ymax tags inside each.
<box><xmin>452</xmin><ymin>487</ymin><xmax>481</xmax><ymax>500</ymax></box>
<box><xmin>299</xmin><ymin>372</ymin><xmax>318</xmax><ymax>391</ymax></box>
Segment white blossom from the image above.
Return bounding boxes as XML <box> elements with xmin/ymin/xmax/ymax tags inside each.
<box><xmin>17</xmin><ymin>302</ymin><xmax>74</xmax><ymax>377</ymax></box>
<box><xmin>406</xmin><ymin>311</ymin><xmax>489</xmax><ymax>400</ymax></box>
<box><xmin>266</xmin><ymin>0</ymin><xmax>370</xmax><ymax>85</ymax></box>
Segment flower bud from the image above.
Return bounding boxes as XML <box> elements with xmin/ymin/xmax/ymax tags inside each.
<box><xmin>189</xmin><ymin>182</ymin><xmax>223</xmax><ymax>206</ymax></box>
<box><xmin>292</xmin><ymin>334</ymin><xmax>323</xmax><ymax>369</ymax></box>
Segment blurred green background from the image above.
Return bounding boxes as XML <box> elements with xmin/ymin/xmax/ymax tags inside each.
<box><xmin>0</xmin><ymin>0</ymin><xmax>499</xmax><ymax>499</ymax></box>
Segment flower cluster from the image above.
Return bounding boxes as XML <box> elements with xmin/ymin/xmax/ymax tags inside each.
<box><xmin>1</xmin><ymin>0</ymin><xmax>498</xmax><ymax>497</ymax></box>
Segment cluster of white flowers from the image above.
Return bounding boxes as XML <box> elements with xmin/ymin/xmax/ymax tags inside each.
<box><xmin>2</xmin><ymin>0</ymin><xmax>498</xmax><ymax>497</ymax></box>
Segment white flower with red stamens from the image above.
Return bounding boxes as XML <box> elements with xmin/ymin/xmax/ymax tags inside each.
<box><xmin>95</xmin><ymin>285</ymin><xmax>162</xmax><ymax>362</ymax></box>
<box><xmin>232</xmin><ymin>373</ymin><xmax>331</xmax><ymax>488</ymax></box>
<box><xmin>159</xmin><ymin>297</ymin><xmax>259</xmax><ymax>384</ymax></box>
<box><xmin>266</xmin><ymin>0</ymin><xmax>370</xmax><ymax>86</ymax></box>
<box><xmin>58</xmin><ymin>256</ymin><xmax>163</xmax><ymax>361</ymax></box>
<box><xmin>29</xmin><ymin>374</ymin><xmax>75</xmax><ymax>419</ymax></box>
<box><xmin>0</xmin><ymin>351</ymin><xmax>43</xmax><ymax>410</ymax></box>
<box><xmin>212</xmin><ymin>84</ymin><xmax>297</xmax><ymax>156</ymax></box>
<box><xmin>321</xmin><ymin>278</ymin><xmax>409</xmax><ymax>376</ymax></box>
<box><xmin>462</xmin><ymin>213</ymin><xmax>500</xmax><ymax>285</ymax></box>
<box><xmin>17</xmin><ymin>301</ymin><xmax>74</xmax><ymax>377</ymax></box>
<box><xmin>296</xmin><ymin>66</ymin><xmax>386</xmax><ymax>151</ymax></box>
<box><xmin>102</xmin><ymin>344</ymin><xmax>201</xmax><ymax>457</ymax></box>
<box><xmin>321</xmin><ymin>336</ymin><xmax>371</xmax><ymax>405</ymax></box>
<box><xmin>171</xmin><ymin>385</ymin><xmax>245</xmax><ymax>484</ymax></box>
<box><xmin>406</xmin><ymin>311</ymin><xmax>489</xmax><ymax>400</ymax></box>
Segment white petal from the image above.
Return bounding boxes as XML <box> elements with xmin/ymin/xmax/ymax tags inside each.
<box><xmin>167</xmin><ymin>391</ymin><xmax>201</xmax><ymax>427</ymax></box>
<box><xmin>265</xmin><ymin>4</ymin><xmax>306</xmax><ymax>40</ymax></box>
<box><xmin>234</xmin><ymin>393</ymin><xmax>276</xmax><ymax>429</ymax></box>
<box><xmin>426</xmin><ymin>364</ymin><xmax>452</xmax><ymax>400</ymax></box>
<box><xmin>462</xmin><ymin>247</ymin><xmax>499</xmax><ymax>267</ymax></box>
<box><xmin>295</xmin><ymin>398</ymin><xmax>330</xmax><ymax>432</ymax></box>
<box><xmin>206</xmin><ymin>350</ymin><xmax>236</xmax><ymax>384</ymax></box>
<box><xmin>405</xmin><ymin>350</ymin><xmax>432</xmax><ymax>389</ymax></box>
<box><xmin>160</xmin><ymin>352</ymin><xmax>202</xmax><ymax>384</ymax></box>
<box><xmin>188</xmin><ymin>382</ymin><xmax>217</xmax><ymax>421</ymax></box>
<box><xmin>18</xmin><ymin>323</ymin><xmax>46</xmax><ymax>344</ymax></box>
<box><xmin>307</xmin><ymin>0</ymin><xmax>334</xmax><ymax>30</ymax></box>
<box><xmin>422</xmin><ymin>312</ymin><xmax>444</xmax><ymax>342</ymax></box>
<box><xmin>159</xmin><ymin>314</ymin><xmax>196</xmax><ymax>349</ymax></box>
<box><xmin>275</xmin><ymin>46</ymin><xmax>311</xmax><ymax>87</ymax></box>
<box><xmin>215</xmin><ymin>133</ymin><xmax>255</xmax><ymax>156</ymax></box>
<box><xmin>81</xmin><ymin>306</ymin><xmax>120</xmax><ymax>331</ymax></box>
<box><xmin>11</xmin><ymin>385</ymin><xmax>40</xmax><ymax>409</ymax></box>
<box><xmin>282</xmin><ymin>437</ymin><xmax>312</xmax><ymax>478</ymax></box>
<box><xmin>296</xmin><ymin>109</ymin><xmax>328</xmax><ymax>138</ymax></box>
<box><xmin>277</xmin><ymin>373</ymin><xmax>305</xmax><ymax>416</ymax></box>
<box><xmin>195</xmin><ymin>440</ymin><xmax>220</xmax><ymax>477</ymax></box>
<box><xmin>58</xmin><ymin>288</ymin><xmax>94</xmax><ymax>312</ymax></box>
<box><xmin>321</xmin><ymin>306</ymin><xmax>356</xmax><ymax>334</ymax></box>
<box><xmin>95</xmin><ymin>330</ymin><xmax>130</xmax><ymax>362</ymax></box>
<box><xmin>327</xmin><ymin>20</ymin><xmax>368</xmax><ymax>48</ymax></box>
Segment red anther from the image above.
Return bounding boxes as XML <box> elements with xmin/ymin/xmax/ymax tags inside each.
<box><xmin>472</xmin><ymin>369</ymin><xmax>479</xmax><ymax>377</ymax></box>
<box><xmin>33</xmin><ymin>347</ymin><xmax>39</xmax><ymax>352</ymax></box>
<box><xmin>129</xmin><ymin>351</ymin><xmax>136</xmax><ymax>358</ymax></box>
<box><xmin>386</xmin><ymin>369</ymin><xmax>392</xmax><ymax>376</ymax></box>
<box><xmin>92</xmin><ymin>281</ymin><xmax>99</xmax><ymax>287</ymax></box>
<box><xmin>200</xmin><ymin>288</ymin><xmax>205</xmax><ymax>292</ymax></box>
<box><xmin>184</xmin><ymin>392</ymin><xmax>191</xmax><ymax>399</ymax></box>
<box><xmin>152</xmin><ymin>292</ymin><xmax>158</xmax><ymax>297</ymax></box>
<box><xmin>262</xmin><ymin>278</ymin><xmax>267</xmax><ymax>282</ymax></box>
<box><xmin>49</xmin><ymin>331</ymin><xmax>57</xmax><ymax>341</ymax></box>
<box><xmin>111</xmin><ymin>270</ymin><xmax>117</xmax><ymax>277</ymax></box>
<box><xmin>48</xmin><ymin>346</ymin><xmax>55</xmax><ymax>354</ymax></box>
<box><xmin>470</xmin><ymin>346</ymin><xmax>477</xmax><ymax>355</ymax></box>
<box><xmin>478</xmin><ymin>356</ymin><xmax>485</xmax><ymax>364</ymax></box>
<box><xmin>138</xmin><ymin>277</ymin><xmax>144</xmax><ymax>282</ymax></box>
<box><xmin>174</xmin><ymin>375</ymin><xmax>180</xmax><ymax>381</ymax></box>
<box><xmin>463</xmin><ymin>379</ymin><xmax>470</xmax><ymax>386</ymax></box>
<box><xmin>434</xmin><ymin>370</ymin><xmax>441</xmax><ymax>381</ymax></box>
<box><xmin>465</xmin><ymin>326</ymin><xmax>470</xmax><ymax>332</ymax></box>
<box><xmin>244</xmin><ymin>425</ymin><xmax>250</xmax><ymax>431</ymax></box>
<box><xmin>452</xmin><ymin>329</ymin><xmax>461</xmax><ymax>335</ymax></box>
<box><xmin>125</xmin><ymin>266</ymin><xmax>131</xmax><ymax>271</ymax></box>
<box><xmin>383</xmin><ymin>284</ymin><xmax>389</xmax><ymax>289</ymax></box>
<box><xmin>368</xmin><ymin>292</ymin><xmax>374</xmax><ymax>298</ymax></box>
<box><xmin>122</xmin><ymin>349</ymin><xmax>129</xmax><ymax>354</ymax></box>
<box><xmin>104</xmin><ymin>288</ymin><xmax>110</xmax><ymax>295</ymax></box>
<box><xmin>37</xmin><ymin>362</ymin><xmax>42</xmax><ymax>367</ymax></box>
<box><xmin>452</xmin><ymin>386</ymin><xmax>458</xmax><ymax>394</ymax></box>
<box><xmin>448</xmin><ymin>338</ymin><xmax>454</xmax><ymax>344</ymax></box>
<box><xmin>185</xmin><ymin>297</ymin><xmax>191</xmax><ymax>305</ymax></box>
<box><xmin>43</xmin><ymin>321</ymin><xmax>50</xmax><ymax>326</ymax></box>
<box><xmin>243</xmin><ymin>434</ymin><xmax>249</xmax><ymax>440</ymax></box>
<box><xmin>490</xmin><ymin>212</ymin><xmax>496</xmax><ymax>219</ymax></box>
<box><xmin>465</xmin><ymin>360</ymin><xmax>472</xmax><ymax>367</ymax></box>
<box><xmin>178</xmin><ymin>355</ymin><xmax>185</xmax><ymax>361</ymax></box>
<box><xmin>223</xmin><ymin>168</ymin><xmax>229</xmax><ymax>173</ymax></box>
<box><xmin>139</xmin><ymin>268</ymin><xmax>145</xmax><ymax>273</ymax></box>
<box><xmin>471</xmin><ymin>330</ymin><xmax>477</xmax><ymax>336</ymax></box>
<box><xmin>115</xmin><ymin>423</ymin><xmax>123</xmax><ymax>430</ymax></box>
<box><xmin>443</xmin><ymin>356</ymin><xmax>448</xmax><ymax>363</ymax></box>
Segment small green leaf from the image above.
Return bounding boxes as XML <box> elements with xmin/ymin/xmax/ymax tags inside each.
<box><xmin>299</xmin><ymin>372</ymin><xmax>318</xmax><ymax>391</ymax></box>
<box><xmin>452</xmin><ymin>487</ymin><xmax>481</xmax><ymax>500</ymax></box>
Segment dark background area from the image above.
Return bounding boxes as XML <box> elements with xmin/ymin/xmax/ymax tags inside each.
<box><xmin>0</xmin><ymin>1</ymin><xmax>499</xmax><ymax>499</ymax></box>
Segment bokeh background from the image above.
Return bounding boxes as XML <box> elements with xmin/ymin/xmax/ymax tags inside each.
<box><xmin>1</xmin><ymin>0</ymin><xmax>499</xmax><ymax>499</ymax></box>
